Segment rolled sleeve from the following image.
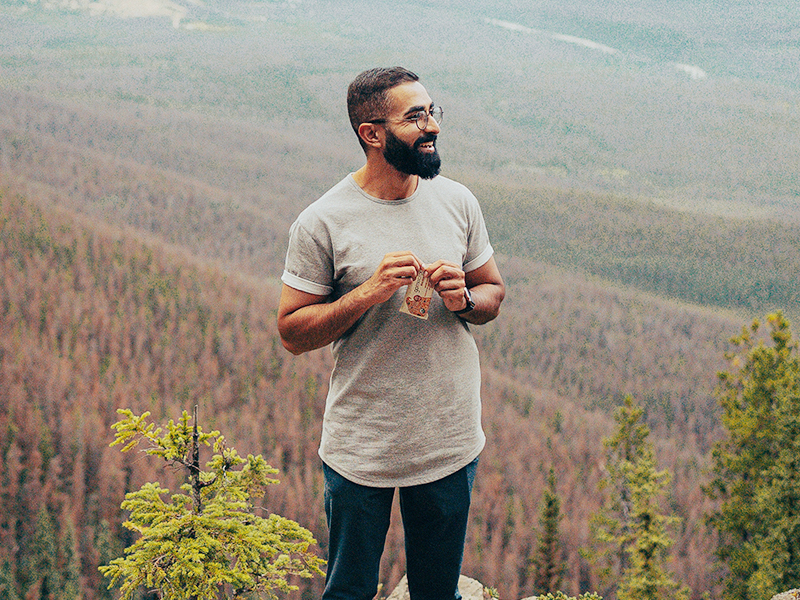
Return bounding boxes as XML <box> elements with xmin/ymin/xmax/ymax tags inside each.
<box><xmin>281</xmin><ymin>270</ymin><xmax>333</xmax><ymax>296</ymax></box>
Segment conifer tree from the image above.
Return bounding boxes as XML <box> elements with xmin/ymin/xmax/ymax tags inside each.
<box><xmin>705</xmin><ymin>312</ymin><xmax>800</xmax><ymax>600</ymax></box>
<box><xmin>94</xmin><ymin>520</ymin><xmax>119</xmax><ymax>600</ymax></box>
<box><xmin>530</xmin><ymin>468</ymin><xmax>565</xmax><ymax>594</ymax></box>
<box><xmin>99</xmin><ymin>407</ymin><xmax>325</xmax><ymax>600</ymax></box>
<box><xmin>22</xmin><ymin>504</ymin><xmax>62</xmax><ymax>600</ymax></box>
<box><xmin>0</xmin><ymin>561</ymin><xmax>20</xmax><ymax>600</ymax></box>
<box><xmin>586</xmin><ymin>396</ymin><xmax>687</xmax><ymax>600</ymax></box>
<box><xmin>59</xmin><ymin>519</ymin><xmax>81</xmax><ymax>600</ymax></box>
<box><xmin>748</xmin><ymin>387</ymin><xmax>800</xmax><ymax>599</ymax></box>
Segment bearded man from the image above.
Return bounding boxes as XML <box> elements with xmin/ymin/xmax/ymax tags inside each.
<box><xmin>277</xmin><ymin>66</ymin><xmax>505</xmax><ymax>600</ymax></box>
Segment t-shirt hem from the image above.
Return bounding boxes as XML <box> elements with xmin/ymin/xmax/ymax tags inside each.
<box><xmin>318</xmin><ymin>438</ymin><xmax>485</xmax><ymax>488</ymax></box>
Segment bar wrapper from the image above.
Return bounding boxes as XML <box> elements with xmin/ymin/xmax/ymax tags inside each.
<box><xmin>400</xmin><ymin>271</ymin><xmax>434</xmax><ymax>320</ymax></box>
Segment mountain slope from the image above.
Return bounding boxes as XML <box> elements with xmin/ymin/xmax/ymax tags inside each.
<box><xmin>2</xmin><ymin>0</ymin><xmax>799</xmax><ymax>213</ymax></box>
<box><xmin>1</xmin><ymin>181</ymin><xmax>742</xmax><ymax>598</ymax></box>
<box><xmin>2</xmin><ymin>2</ymin><xmax>798</xmax><ymax>597</ymax></box>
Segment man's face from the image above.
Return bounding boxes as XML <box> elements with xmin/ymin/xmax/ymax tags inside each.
<box><xmin>381</xmin><ymin>81</ymin><xmax>442</xmax><ymax>179</ymax></box>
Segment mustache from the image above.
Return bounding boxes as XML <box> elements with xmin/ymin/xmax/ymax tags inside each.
<box><xmin>414</xmin><ymin>133</ymin><xmax>438</xmax><ymax>149</ymax></box>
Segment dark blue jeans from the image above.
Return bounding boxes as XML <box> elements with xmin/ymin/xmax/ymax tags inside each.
<box><xmin>322</xmin><ymin>458</ymin><xmax>478</xmax><ymax>600</ymax></box>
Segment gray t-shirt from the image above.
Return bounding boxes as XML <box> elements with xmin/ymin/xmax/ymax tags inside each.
<box><xmin>282</xmin><ymin>174</ymin><xmax>493</xmax><ymax>487</ymax></box>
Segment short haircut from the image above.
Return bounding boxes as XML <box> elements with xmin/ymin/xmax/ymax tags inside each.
<box><xmin>347</xmin><ymin>67</ymin><xmax>419</xmax><ymax>149</ymax></box>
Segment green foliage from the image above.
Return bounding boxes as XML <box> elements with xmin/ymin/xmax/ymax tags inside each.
<box><xmin>94</xmin><ymin>520</ymin><xmax>119</xmax><ymax>600</ymax></box>
<box><xmin>530</xmin><ymin>468</ymin><xmax>566</xmax><ymax>594</ymax></box>
<box><xmin>100</xmin><ymin>408</ymin><xmax>325</xmax><ymax>600</ymax></box>
<box><xmin>0</xmin><ymin>561</ymin><xmax>20</xmax><ymax>600</ymax></box>
<box><xmin>586</xmin><ymin>397</ymin><xmax>687</xmax><ymax>600</ymax></box>
<box><xmin>705</xmin><ymin>312</ymin><xmax>800</xmax><ymax>600</ymax></box>
<box><xmin>534</xmin><ymin>592</ymin><xmax>603</xmax><ymax>600</ymax></box>
<box><xmin>20</xmin><ymin>504</ymin><xmax>61</xmax><ymax>599</ymax></box>
<box><xmin>478</xmin><ymin>184</ymin><xmax>800</xmax><ymax>319</ymax></box>
<box><xmin>59</xmin><ymin>520</ymin><xmax>81</xmax><ymax>600</ymax></box>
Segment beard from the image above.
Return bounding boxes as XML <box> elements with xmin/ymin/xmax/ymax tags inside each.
<box><xmin>383</xmin><ymin>129</ymin><xmax>442</xmax><ymax>179</ymax></box>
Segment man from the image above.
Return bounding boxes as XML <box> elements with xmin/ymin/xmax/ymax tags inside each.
<box><xmin>277</xmin><ymin>67</ymin><xmax>505</xmax><ymax>600</ymax></box>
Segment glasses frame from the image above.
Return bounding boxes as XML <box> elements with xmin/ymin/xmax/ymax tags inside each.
<box><xmin>368</xmin><ymin>106</ymin><xmax>444</xmax><ymax>131</ymax></box>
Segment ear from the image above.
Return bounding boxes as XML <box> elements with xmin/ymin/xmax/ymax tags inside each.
<box><xmin>357</xmin><ymin>122</ymin><xmax>384</xmax><ymax>150</ymax></box>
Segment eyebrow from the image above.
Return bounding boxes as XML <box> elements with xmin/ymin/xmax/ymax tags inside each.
<box><xmin>402</xmin><ymin>102</ymin><xmax>435</xmax><ymax>117</ymax></box>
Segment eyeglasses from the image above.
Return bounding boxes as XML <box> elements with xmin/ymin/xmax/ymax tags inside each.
<box><xmin>368</xmin><ymin>106</ymin><xmax>444</xmax><ymax>130</ymax></box>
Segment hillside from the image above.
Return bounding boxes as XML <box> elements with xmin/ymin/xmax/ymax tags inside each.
<box><xmin>3</xmin><ymin>84</ymin><xmax>799</xmax><ymax>326</ymax></box>
<box><xmin>2</xmin><ymin>0</ymin><xmax>800</xmax><ymax>216</ymax></box>
<box><xmin>0</xmin><ymin>189</ymin><xmax>331</xmax><ymax>598</ymax></box>
<box><xmin>2</xmin><ymin>1</ymin><xmax>799</xmax><ymax>598</ymax></box>
<box><xmin>1</xmin><ymin>180</ymin><xmax>746</xmax><ymax>599</ymax></box>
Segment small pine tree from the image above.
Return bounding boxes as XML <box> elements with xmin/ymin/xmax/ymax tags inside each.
<box><xmin>0</xmin><ymin>561</ymin><xmax>21</xmax><ymax>600</ymax></box>
<box><xmin>99</xmin><ymin>407</ymin><xmax>325</xmax><ymax>600</ymax></box>
<box><xmin>93</xmin><ymin>520</ymin><xmax>118</xmax><ymax>600</ymax></box>
<box><xmin>22</xmin><ymin>504</ymin><xmax>62</xmax><ymax>600</ymax></box>
<box><xmin>747</xmin><ymin>387</ymin><xmax>800</xmax><ymax>598</ymax></box>
<box><xmin>586</xmin><ymin>396</ymin><xmax>687</xmax><ymax>600</ymax></box>
<box><xmin>530</xmin><ymin>468</ymin><xmax>566</xmax><ymax>594</ymax></box>
<box><xmin>535</xmin><ymin>593</ymin><xmax>603</xmax><ymax>600</ymax></box>
<box><xmin>705</xmin><ymin>312</ymin><xmax>800</xmax><ymax>600</ymax></box>
<box><xmin>615</xmin><ymin>449</ymin><xmax>687</xmax><ymax>600</ymax></box>
<box><xmin>59</xmin><ymin>519</ymin><xmax>81</xmax><ymax>600</ymax></box>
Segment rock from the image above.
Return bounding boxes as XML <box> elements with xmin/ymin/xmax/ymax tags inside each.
<box><xmin>771</xmin><ymin>591</ymin><xmax>800</xmax><ymax>600</ymax></box>
<box><xmin>386</xmin><ymin>575</ymin><xmax>488</xmax><ymax>600</ymax></box>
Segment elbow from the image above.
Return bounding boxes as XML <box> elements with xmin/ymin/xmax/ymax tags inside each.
<box><xmin>277</xmin><ymin>321</ymin><xmax>306</xmax><ymax>355</ymax></box>
<box><xmin>280</xmin><ymin>337</ymin><xmax>306</xmax><ymax>355</ymax></box>
<box><xmin>482</xmin><ymin>283</ymin><xmax>506</xmax><ymax>323</ymax></box>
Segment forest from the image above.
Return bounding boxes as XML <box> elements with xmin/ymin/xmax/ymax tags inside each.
<box><xmin>0</xmin><ymin>181</ymin><xmax>735</xmax><ymax>600</ymax></box>
<box><xmin>2</xmin><ymin>1</ymin><xmax>800</xmax><ymax>599</ymax></box>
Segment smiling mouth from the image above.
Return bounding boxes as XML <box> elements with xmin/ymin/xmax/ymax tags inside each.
<box><xmin>416</xmin><ymin>134</ymin><xmax>437</xmax><ymax>153</ymax></box>
<box><xmin>418</xmin><ymin>141</ymin><xmax>436</xmax><ymax>153</ymax></box>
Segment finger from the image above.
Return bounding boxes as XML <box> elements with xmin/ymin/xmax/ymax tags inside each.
<box><xmin>434</xmin><ymin>278</ymin><xmax>464</xmax><ymax>295</ymax></box>
<box><xmin>386</xmin><ymin>252</ymin><xmax>424</xmax><ymax>272</ymax></box>
<box><xmin>428</xmin><ymin>264</ymin><xmax>464</xmax><ymax>287</ymax></box>
<box><xmin>424</xmin><ymin>259</ymin><xmax>457</xmax><ymax>275</ymax></box>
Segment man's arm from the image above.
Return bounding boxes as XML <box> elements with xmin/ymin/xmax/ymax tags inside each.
<box><xmin>427</xmin><ymin>256</ymin><xmax>505</xmax><ymax>325</ymax></box>
<box><xmin>277</xmin><ymin>251</ymin><xmax>423</xmax><ymax>355</ymax></box>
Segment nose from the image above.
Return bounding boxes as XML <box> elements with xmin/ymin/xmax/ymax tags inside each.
<box><xmin>424</xmin><ymin>113</ymin><xmax>441</xmax><ymax>134</ymax></box>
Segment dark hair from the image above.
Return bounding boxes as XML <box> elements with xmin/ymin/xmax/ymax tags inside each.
<box><xmin>347</xmin><ymin>67</ymin><xmax>419</xmax><ymax>149</ymax></box>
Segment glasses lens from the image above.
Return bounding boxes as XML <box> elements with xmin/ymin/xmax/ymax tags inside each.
<box><xmin>415</xmin><ymin>107</ymin><xmax>444</xmax><ymax>130</ymax></box>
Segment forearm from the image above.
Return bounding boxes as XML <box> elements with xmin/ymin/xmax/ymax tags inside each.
<box><xmin>279</xmin><ymin>252</ymin><xmax>425</xmax><ymax>354</ymax></box>
<box><xmin>278</xmin><ymin>287</ymin><xmax>374</xmax><ymax>355</ymax></box>
<box><xmin>458</xmin><ymin>282</ymin><xmax>505</xmax><ymax>325</ymax></box>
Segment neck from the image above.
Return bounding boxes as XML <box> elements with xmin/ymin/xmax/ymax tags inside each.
<box><xmin>352</xmin><ymin>160</ymin><xmax>418</xmax><ymax>201</ymax></box>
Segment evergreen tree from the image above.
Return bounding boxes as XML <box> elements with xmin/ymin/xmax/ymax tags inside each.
<box><xmin>20</xmin><ymin>504</ymin><xmax>62</xmax><ymax>600</ymax></box>
<box><xmin>94</xmin><ymin>520</ymin><xmax>117</xmax><ymax>600</ymax></box>
<box><xmin>748</xmin><ymin>387</ymin><xmax>800</xmax><ymax>599</ymax></box>
<box><xmin>615</xmin><ymin>448</ymin><xmax>687</xmax><ymax>600</ymax></box>
<box><xmin>586</xmin><ymin>396</ymin><xmax>687</xmax><ymax>600</ymax></box>
<box><xmin>99</xmin><ymin>407</ymin><xmax>325</xmax><ymax>600</ymax></box>
<box><xmin>705</xmin><ymin>312</ymin><xmax>800</xmax><ymax>600</ymax></box>
<box><xmin>530</xmin><ymin>468</ymin><xmax>565</xmax><ymax>594</ymax></box>
<box><xmin>0</xmin><ymin>561</ymin><xmax>20</xmax><ymax>600</ymax></box>
<box><xmin>59</xmin><ymin>519</ymin><xmax>81</xmax><ymax>600</ymax></box>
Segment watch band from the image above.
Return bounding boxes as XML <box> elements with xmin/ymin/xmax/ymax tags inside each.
<box><xmin>454</xmin><ymin>288</ymin><xmax>475</xmax><ymax>315</ymax></box>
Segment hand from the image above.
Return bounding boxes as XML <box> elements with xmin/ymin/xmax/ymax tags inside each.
<box><xmin>360</xmin><ymin>251</ymin><xmax>423</xmax><ymax>306</ymax></box>
<box><xmin>426</xmin><ymin>260</ymin><xmax>469</xmax><ymax>312</ymax></box>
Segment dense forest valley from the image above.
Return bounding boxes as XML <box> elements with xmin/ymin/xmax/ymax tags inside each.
<box><xmin>2</xmin><ymin>1</ymin><xmax>800</xmax><ymax>599</ymax></box>
<box><xmin>0</xmin><ymin>158</ymin><xmax>741</xmax><ymax>599</ymax></box>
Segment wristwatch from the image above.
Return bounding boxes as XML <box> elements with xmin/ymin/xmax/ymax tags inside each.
<box><xmin>454</xmin><ymin>288</ymin><xmax>475</xmax><ymax>315</ymax></box>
